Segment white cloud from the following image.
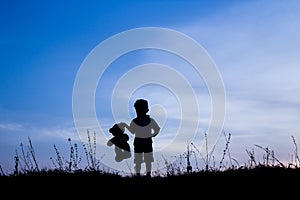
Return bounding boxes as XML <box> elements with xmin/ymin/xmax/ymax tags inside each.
<box><xmin>171</xmin><ymin>0</ymin><xmax>300</xmax><ymax>167</ymax></box>
<box><xmin>0</xmin><ymin>122</ymin><xmax>24</xmax><ymax>131</ymax></box>
<box><xmin>108</xmin><ymin>0</ymin><xmax>300</xmax><ymax>168</ymax></box>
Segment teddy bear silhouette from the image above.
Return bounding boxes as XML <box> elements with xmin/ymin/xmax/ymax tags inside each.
<box><xmin>107</xmin><ymin>123</ymin><xmax>131</xmax><ymax>162</ymax></box>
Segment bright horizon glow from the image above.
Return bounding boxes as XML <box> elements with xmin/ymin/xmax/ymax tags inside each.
<box><xmin>1</xmin><ymin>0</ymin><xmax>300</xmax><ymax>174</ymax></box>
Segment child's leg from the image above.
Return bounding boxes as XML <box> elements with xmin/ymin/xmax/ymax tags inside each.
<box><xmin>134</xmin><ymin>152</ymin><xmax>143</xmax><ymax>176</ymax></box>
<box><xmin>135</xmin><ymin>163</ymin><xmax>141</xmax><ymax>176</ymax></box>
<box><xmin>145</xmin><ymin>162</ymin><xmax>152</xmax><ymax>177</ymax></box>
<box><xmin>144</xmin><ymin>152</ymin><xmax>154</xmax><ymax>177</ymax></box>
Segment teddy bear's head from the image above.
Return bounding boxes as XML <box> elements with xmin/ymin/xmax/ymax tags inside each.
<box><xmin>109</xmin><ymin>124</ymin><xmax>125</xmax><ymax>137</ymax></box>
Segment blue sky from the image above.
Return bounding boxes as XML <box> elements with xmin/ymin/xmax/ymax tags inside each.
<box><xmin>1</xmin><ymin>0</ymin><xmax>300</xmax><ymax>174</ymax></box>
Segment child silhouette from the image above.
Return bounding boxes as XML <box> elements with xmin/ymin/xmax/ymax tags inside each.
<box><xmin>107</xmin><ymin>123</ymin><xmax>131</xmax><ymax>162</ymax></box>
<box><xmin>121</xmin><ymin>99</ymin><xmax>160</xmax><ymax>177</ymax></box>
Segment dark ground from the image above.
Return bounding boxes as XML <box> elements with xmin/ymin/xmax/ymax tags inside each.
<box><xmin>1</xmin><ymin>166</ymin><xmax>299</xmax><ymax>198</ymax></box>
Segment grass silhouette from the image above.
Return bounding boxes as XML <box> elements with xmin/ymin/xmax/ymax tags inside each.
<box><xmin>0</xmin><ymin>130</ymin><xmax>299</xmax><ymax>198</ymax></box>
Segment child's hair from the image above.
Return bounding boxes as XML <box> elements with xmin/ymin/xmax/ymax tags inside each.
<box><xmin>134</xmin><ymin>99</ymin><xmax>149</xmax><ymax>113</ymax></box>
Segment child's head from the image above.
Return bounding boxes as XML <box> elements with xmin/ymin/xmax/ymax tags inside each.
<box><xmin>109</xmin><ymin>123</ymin><xmax>125</xmax><ymax>137</ymax></box>
<box><xmin>134</xmin><ymin>99</ymin><xmax>149</xmax><ymax>116</ymax></box>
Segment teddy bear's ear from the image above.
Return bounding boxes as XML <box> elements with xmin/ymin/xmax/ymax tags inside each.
<box><xmin>109</xmin><ymin>124</ymin><xmax>117</xmax><ymax>133</ymax></box>
<box><xmin>110</xmin><ymin>124</ymin><xmax>124</xmax><ymax>135</ymax></box>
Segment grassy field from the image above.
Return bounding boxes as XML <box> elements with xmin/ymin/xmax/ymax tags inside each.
<box><xmin>1</xmin><ymin>166</ymin><xmax>299</xmax><ymax>198</ymax></box>
<box><xmin>1</xmin><ymin>132</ymin><xmax>299</xmax><ymax>198</ymax></box>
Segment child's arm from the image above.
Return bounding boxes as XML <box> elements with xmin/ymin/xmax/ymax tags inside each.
<box><xmin>151</xmin><ymin>119</ymin><xmax>160</xmax><ymax>137</ymax></box>
<box><xmin>118</xmin><ymin>122</ymin><xmax>134</xmax><ymax>134</ymax></box>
